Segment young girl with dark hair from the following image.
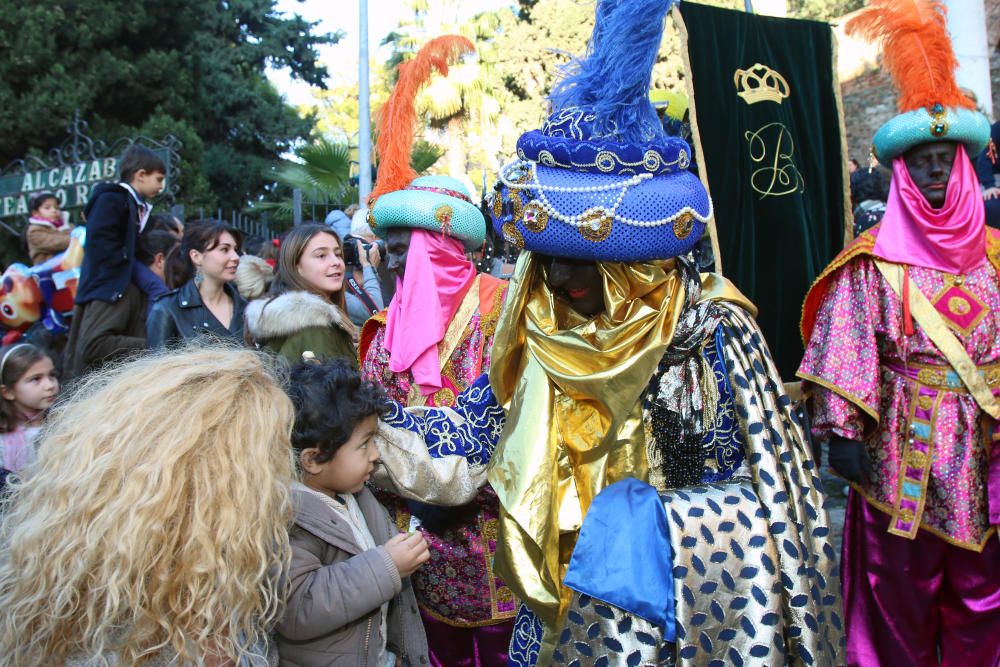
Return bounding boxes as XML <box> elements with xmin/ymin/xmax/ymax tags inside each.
<box><xmin>146</xmin><ymin>219</ymin><xmax>247</xmax><ymax>348</ymax></box>
<box><xmin>278</xmin><ymin>358</ymin><xmax>429</xmax><ymax>667</ymax></box>
<box><xmin>25</xmin><ymin>192</ymin><xmax>71</xmax><ymax>265</ymax></box>
<box><xmin>0</xmin><ymin>344</ymin><xmax>58</xmax><ymax>488</ymax></box>
<box><xmin>245</xmin><ymin>223</ymin><xmax>356</xmax><ymax>364</ymax></box>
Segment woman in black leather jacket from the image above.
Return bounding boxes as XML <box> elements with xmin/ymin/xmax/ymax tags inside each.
<box><xmin>147</xmin><ymin>220</ymin><xmax>247</xmax><ymax>348</ymax></box>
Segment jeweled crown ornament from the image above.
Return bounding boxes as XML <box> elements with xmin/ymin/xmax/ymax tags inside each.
<box><xmin>488</xmin><ymin>0</ymin><xmax>711</xmax><ymax>262</ymax></box>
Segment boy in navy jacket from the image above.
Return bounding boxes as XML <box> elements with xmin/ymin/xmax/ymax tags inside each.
<box><xmin>65</xmin><ymin>146</ymin><xmax>166</xmax><ymax>379</ymax></box>
<box><xmin>75</xmin><ymin>145</ymin><xmax>166</xmax><ymax>305</ymax></box>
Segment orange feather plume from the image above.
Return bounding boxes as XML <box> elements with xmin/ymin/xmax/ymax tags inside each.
<box><xmin>845</xmin><ymin>0</ymin><xmax>974</xmax><ymax>112</ymax></box>
<box><xmin>369</xmin><ymin>35</ymin><xmax>476</xmax><ymax>204</ymax></box>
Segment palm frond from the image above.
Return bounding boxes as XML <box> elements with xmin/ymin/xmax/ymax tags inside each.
<box><xmin>418</xmin><ymin>78</ymin><xmax>466</xmax><ymax>118</ymax></box>
<box><xmin>247</xmin><ymin>200</ymin><xmax>295</xmax><ymax>225</ymax></box>
<box><xmin>298</xmin><ymin>138</ymin><xmax>352</xmax><ymax>192</ymax></box>
<box><xmin>411</xmin><ymin>140</ymin><xmax>444</xmax><ymax>173</ymax></box>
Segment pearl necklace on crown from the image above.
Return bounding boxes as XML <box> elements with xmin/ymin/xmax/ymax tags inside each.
<box><xmin>498</xmin><ymin>159</ymin><xmax>715</xmax><ymax>229</ymax></box>
<box><xmin>499</xmin><ymin>159</ymin><xmax>651</xmax><ymax>194</ymax></box>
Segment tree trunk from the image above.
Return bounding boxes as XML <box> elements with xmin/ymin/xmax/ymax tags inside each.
<box><xmin>444</xmin><ymin>115</ymin><xmax>467</xmax><ymax>178</ymax></box>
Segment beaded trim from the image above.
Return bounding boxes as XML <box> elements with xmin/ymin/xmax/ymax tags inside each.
<box><xmin>643</xmin><ymin>353</ymin><xmax>713</xmax><ymax>489</ymax></box>
<box><xmin>517</xmin><ymin>130</ymin><xmax>690</xmax><ymax>177</ymax></box>
<box><xmin>404</xmin><ymin>184</ymin><xmax>473</xmax><ymax>204</ymax></box>
<box><xmin>497</xmin><ymin>159</ymin><xmax>713</xmax><ymax>230</ymax></box>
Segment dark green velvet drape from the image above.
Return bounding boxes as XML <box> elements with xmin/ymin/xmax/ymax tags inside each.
<box><xmin>678</xmin><ymin>2</ymin><xmax>848</xmax><ymax>379</ymax></box>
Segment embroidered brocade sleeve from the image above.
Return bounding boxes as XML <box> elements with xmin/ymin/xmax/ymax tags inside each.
<box><xmin>807</xmin><ymin>387</ymin><xmax>868</xmax><ymax>442</ymax></box>
<box><xmin>372</xmin><ymin>420</ymin><xmax>489</xmax><ymax>506</ymax></box>
<box><xmin>381</xmin><ymin>374</ymin><xmax>503</xmax><ymax>464</ymax></box>
<box><xmin>371</xmin><ymin>375</ymin><xmax>503</xmax><ymax>505</ymax></box>
<box><xmin>360</xmin><ymin>324</ymin><xmax>409</xmax><ymax>403</ymax></box>
<box><xmin>798</xmin><ymin>258</ymin><xmax>881</xmax><ymax>441</ymax></box>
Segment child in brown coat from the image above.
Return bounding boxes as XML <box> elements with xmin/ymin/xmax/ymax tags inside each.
<box><xmin>25</xmin><ymin>192</ymin><xmax>71</xmax><ymax>265</ymax></box>
<box><xmin>278</xmin><ymin>359</ymin><xmax>430</xmax><ymax>667</ymax></box>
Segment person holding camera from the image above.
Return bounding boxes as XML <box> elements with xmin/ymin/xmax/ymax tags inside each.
<box><xmin>343</xmin><ymin>209</ymin><xmax>386</xmax><ymax>327</ymax></box>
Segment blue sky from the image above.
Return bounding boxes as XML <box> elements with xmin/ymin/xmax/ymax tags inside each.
<box><xmin>269</xmin><ymin>0</ymin><xmax>515</xmax><ymax>106</ymax></box>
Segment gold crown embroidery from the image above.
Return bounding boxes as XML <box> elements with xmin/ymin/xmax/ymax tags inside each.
<box><xmin>733</xmin><ymin>64</ymin><xmax>790</xmax><ymax>105</ymax></box>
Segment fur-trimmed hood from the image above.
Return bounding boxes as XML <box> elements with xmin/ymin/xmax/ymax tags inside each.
<box><xmin>245</xmin><ymin>290</ymin><xmax>356</xmax><ymax>342</ymax></box>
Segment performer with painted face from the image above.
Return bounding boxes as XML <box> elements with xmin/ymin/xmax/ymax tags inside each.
<box><xmin>377</xmin><ymin>1</ymin><xmax>844</xmax><ymax>664</ymax></box>
<box><xmin>359</xmin><ymin>35</ymin><xmax>514</xmax><ymax>667</ymax></box>
<box><xmin>799</xmin><ymin>2</ymin><xmax>1000</xmax><ymax>665</ymax></box>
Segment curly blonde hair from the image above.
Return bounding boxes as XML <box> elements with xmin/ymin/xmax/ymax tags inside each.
<box><xmin>0</xmin><ymin>345</ymin><xmax>296</xmax><ymax>666</ymax></box>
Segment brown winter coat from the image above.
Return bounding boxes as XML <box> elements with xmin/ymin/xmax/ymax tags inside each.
<box><xmin>276</xmin><ymin>485</ymin><xmax>429</xmax><ymax>667</ymax></box>
<box><xmin>26</xmin><ymin>221</ymin><xmax>72</xmax><ymax>265</ymax></box>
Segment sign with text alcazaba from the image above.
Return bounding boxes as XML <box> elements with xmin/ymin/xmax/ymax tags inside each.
<box><xmin>676</xmin><ymin>2</ymin><xmax>851</xmax><ymax>379</ymax></box>
<box><xmin>0</xmin><ymin>114</ymin><xmax>180</xmax><ymax>225</ymax></box>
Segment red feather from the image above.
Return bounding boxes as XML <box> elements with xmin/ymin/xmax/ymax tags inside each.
<box><xmin>369</xmin><ymin>35</ymin><xmax>476</xmax><ymax>204</ymax></box>
<box><xmin>845</xmin><ymin>0</ymin><xmax>974</xmax><ymax>112</ymax></box>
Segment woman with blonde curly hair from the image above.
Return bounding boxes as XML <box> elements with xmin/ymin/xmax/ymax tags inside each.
<box><xmin>0</xmin><ymin>345</ymin><xmax>296</xmax><ymax>666</ymax></box>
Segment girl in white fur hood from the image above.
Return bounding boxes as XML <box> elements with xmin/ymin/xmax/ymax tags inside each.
<box><xmin>245</xmin><ymin>224</ymin><xmax>357</xmax><ymax>365</ymax></box>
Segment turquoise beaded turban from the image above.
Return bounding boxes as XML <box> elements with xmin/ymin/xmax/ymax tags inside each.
<box><xmin>873</xmin><ymin>105</ymin><xmax>991</xmax><ymax>164</ymax></box>
<box><xmin>846</xmin><ymin>0</ymin><xmax>992</xmax><ymax>164</ymax></box>
<box><xmin>370</xmin><ymin>175</ymin><xmax>486</xmax><ymax>252</ymax></box>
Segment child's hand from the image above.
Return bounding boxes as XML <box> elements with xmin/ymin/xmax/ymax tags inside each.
<box><xmin>385</xmin><ymin>531</ymin><xmax>430</xmax><ymax>578</ymax></box>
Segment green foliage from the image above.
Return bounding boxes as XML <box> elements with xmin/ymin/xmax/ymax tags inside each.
<box><xmin>137</xmin><ymin>113</ymin><xmax>212</xmax><ymax>208</ymax></box>
<box><xmin>249</xmin><ymin>137</ymin><xmax>442</xmax><ymax>225</ymax></box>
<box><xmin>0</xmin><ymin>0</ymin><xmax>338</xmax><ymax>214</ymax></box>
<box><xmin>306</xmin><ymin>0</ymin><xmax>860</xmax><ymax>188</ymax></box>
<box><xmin>412</xmin><ymin>140</ymin><xmax>445</xmax><ymax>173</ymax></box>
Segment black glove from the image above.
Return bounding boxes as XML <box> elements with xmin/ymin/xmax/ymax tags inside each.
<box><xmin>827</xmin><ymin>436</ymin><xmax>873</xmax><ymax>484</ymax></box>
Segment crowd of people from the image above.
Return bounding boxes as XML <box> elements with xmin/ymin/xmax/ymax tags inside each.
<box><xmin>0</xmin><ymin>0</ymin><xmax>999</xmax><ymax>665</ymax></box>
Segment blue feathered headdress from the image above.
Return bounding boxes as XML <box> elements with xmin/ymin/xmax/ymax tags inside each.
<box><xmin>549</xmin><ymin>0</ymin><xmax>669</xmax><ymax>143</ymax></box>
<box><xmin>489</xmin><ymin>0</ymin><xmax>712</xmax><ymax>262</ymax></box>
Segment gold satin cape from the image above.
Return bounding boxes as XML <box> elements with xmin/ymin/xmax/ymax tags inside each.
<box><xmin>487</xmin><ymin>253</ymin><xmax>693</xmax><ymax>631</ymax></box>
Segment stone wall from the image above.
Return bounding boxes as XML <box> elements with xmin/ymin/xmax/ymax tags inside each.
<box><xmin>841</xmin><ymin>69</ymin><xmax>895</xmax><ymax>165</ymax></box>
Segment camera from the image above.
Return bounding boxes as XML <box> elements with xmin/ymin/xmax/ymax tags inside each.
<box><xmin>342</xmin><ymin>235</ymin><xmax>386</xmax><ymax>266</ymax></box>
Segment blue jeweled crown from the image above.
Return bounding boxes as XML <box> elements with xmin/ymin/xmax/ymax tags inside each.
<box><xmin>487</xmin><ymin>0</ymin><xmax>710</xmax><ymax>262</ymax></box>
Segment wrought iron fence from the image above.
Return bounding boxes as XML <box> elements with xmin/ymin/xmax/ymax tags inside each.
<box><xmin>189</xmin><ymin>208</ymin><xmax>277</xmax><ymax>241</ymax></box>
<box><xmin>0</xmin><ymin>111</ymin><xmax>181</xmax><ymax>226</ymax></box>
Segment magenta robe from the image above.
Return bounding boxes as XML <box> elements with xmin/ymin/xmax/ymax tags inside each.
<box><xmin>360</xmin><ymin>278</ymin><xmax>514</xmax><ymax>666</ymax></box>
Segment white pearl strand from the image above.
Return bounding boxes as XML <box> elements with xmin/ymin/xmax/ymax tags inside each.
<box><xmin>498</xmin><ymin>159</ymin><xmax>714</xmax><ymax>229</ymax></box>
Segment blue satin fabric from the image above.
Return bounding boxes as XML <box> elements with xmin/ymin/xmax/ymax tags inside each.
<box><xmin>562</xmin><ymin>477</ymin><xmax>676</xmax><ymax>638</ymax></box>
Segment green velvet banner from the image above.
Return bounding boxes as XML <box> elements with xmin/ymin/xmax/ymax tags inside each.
<box><xmin>678</xmin><ymin>2</ymin><xmax>848</xmax><ymax>379</ymax></box>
